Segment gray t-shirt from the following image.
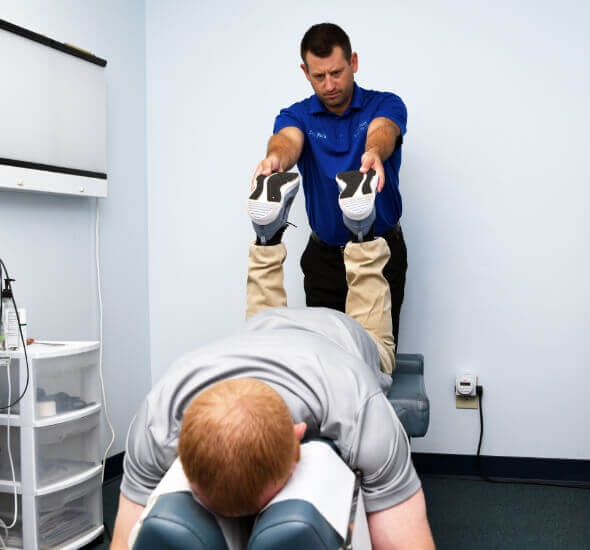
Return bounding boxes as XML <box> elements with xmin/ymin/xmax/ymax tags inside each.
<box><xmin>121</xmin><ymin>307</ymin><xmax>420</xmax><ymax>513</ymax></box>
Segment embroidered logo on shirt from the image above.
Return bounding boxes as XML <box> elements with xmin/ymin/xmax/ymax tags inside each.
<box><xmin>353</xmin><ymin>121</ymin><xmax>369</xmax><ymax>140</ymax></box>
<box><xmin>307</xmin><ymin>129</ymin><xmax>327</xmax><ymax>140</ymax></box>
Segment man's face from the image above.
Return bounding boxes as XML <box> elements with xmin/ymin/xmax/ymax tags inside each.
<box><xmin>301</xmin><ymin>46</ymin><xmax>358</xmax><ymax>115</ymax></box>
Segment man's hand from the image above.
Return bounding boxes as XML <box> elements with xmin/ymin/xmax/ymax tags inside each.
<box><xmin>252</xmin><ymin>155</ymin><xmax>284</xmax><ymax>190</ymax></box>
<box><xmin>361</xmin><ymin>117</ymin><xmax>401</xmax><ymax>193</ymax></box>
<box><xmin>251</xmin><ymin>127</ymin><xmax>304</xmax><ymax>190</ymax></box>
<box><xmin>360</xmin><ymin>149</ymin><xmax>385</xmax><ymax>192</ymax></box>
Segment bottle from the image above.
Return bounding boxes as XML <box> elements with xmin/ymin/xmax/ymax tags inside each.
<box><xmin>1</xmin><ymin>278</ymin><xmax>19</xmax><ymax>350</ymax></box>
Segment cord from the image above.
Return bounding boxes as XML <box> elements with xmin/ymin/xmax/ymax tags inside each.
<box><xmin>476</xmin><ymin>385</ymin><xmax>589</xmax><ymax>490</ymax></box>
<box><xmin>0</xmin><ymin>259</ymin><xmax>29</xmax><ymax>549</ymax></box>
<box><xmin>0</xmin><ymin>259</ymin><xmax>30</xmax><ymax>410</ymax></box>
<box><xmin>3</xmin><ymin>361</ymin><xmax>18</xmax><ymax>530</ymax></box>
<box><xmin>96</xmin><ymin>198</ymin><xmax>116</xmax><ymax>483</ymax></box>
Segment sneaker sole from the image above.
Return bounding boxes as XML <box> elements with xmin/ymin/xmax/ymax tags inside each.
<box><xmin>336</xmin><ymin>169</ymin><xmax>377</xmax><ymax>221</ymax></box>
<box><xmin>248</xmin><ymin>172</ymin><xmax>300</xmax><ymax>225</ymax></box>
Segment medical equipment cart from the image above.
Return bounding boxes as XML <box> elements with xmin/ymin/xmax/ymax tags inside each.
<box><xmin>0</xmin><ymin>342</ymin><xmax>104</xmax><ymax>549</ymax></box>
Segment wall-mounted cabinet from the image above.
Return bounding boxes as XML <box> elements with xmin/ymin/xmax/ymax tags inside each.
<box><xmin>0</xmin><ymin>19</ymin><xmax>107</xmax><ymax>198</ymax></box>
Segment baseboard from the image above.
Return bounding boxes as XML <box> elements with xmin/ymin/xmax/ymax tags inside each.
<box><xmin>104</xmin><ymin>451</ymin><xmax>589</xmax><ymax>485</ymax></box>
<box><xmin>104</xmin><ymin>452</ymin><xmax>125</xmax><ymax>483</ymax></box>
<box><xmin>412</xmin><ymin>452</ymin><xmax>590</xmax><ymax>483</ymax></box>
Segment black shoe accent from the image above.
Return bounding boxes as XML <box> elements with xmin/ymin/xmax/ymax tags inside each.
<box><xmin>250</xmin><ymin>175</ymin><xmax>265</xmax><ymax>200</ymax></box>
<box><xmin>250</xmin><ymin>173</ymin><xmax>300</xmax><ymax>202</ymax></box>
<box><xmin>338</xmin><ymin>170</ymin><xmax>363</xmax><ymax>199</ymax></box>
<box><xmin>267</xmin><ymin>172</ymin><xmax>300</xmax><ymax>202</ymax></box>
<box><xmin>362</xmin><ymin>169</ymin><xmax>377</xmax><ymax>194</ymax></box>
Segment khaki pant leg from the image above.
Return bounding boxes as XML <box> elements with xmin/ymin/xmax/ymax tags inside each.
<box><xmin>343</xmin><ymin>238</ymin><xmax>396</xmax><ymax>374</ymax></box>
<box><xmin>246</xmin><ymin>242</ymin><xmax>288</xmax><ymax>320</ymax></box>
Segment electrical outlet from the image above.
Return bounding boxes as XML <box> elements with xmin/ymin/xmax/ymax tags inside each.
<box><xmin>456</xmin><ymin>394</ymin><xmax>479</xmax><ymax>409</ymax></box>
<box><xmin>455</xmin><ymin>372</ymin><xmax>479</xmax><ymax>409</ymax></box>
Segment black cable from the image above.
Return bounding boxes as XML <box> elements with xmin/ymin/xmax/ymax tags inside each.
<box><xmin>0</xmin><ymin>259</ymin><xmax>30</xmax><ymax>410</ymax></box>
<box><xmin>476</xmin><ymin>386</ymin><xmax>496</xmax><ymax>483</ymax></box>
<box><xmin>103</xmin><ymin>521</ymin><xmax>112</xmax><ymax>541</ymax></box>
<box><xmin>476</xmin><ymin>385</ymin><xmax>589</xmax><ymax>490</ymax></box>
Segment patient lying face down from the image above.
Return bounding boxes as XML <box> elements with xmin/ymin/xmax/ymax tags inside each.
<box><xmin>110</xmin><ymin>173</ymin><xmax>435</xmax><ymax>550</ymax></box>
<box><xmin>178</xmin><ymin>378</ymin><xmax>306</xmax><ymax>517</ymax></box>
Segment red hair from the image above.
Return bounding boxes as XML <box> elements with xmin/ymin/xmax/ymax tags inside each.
<box><xmin>178</xmin><ymin>378</ymin><xmax>298</xmax><ymax>516</ymax></box>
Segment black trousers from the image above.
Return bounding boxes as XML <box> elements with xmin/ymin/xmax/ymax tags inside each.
<box><xmin>300</xmin><ymin>224</ymin><xmax>408</xmax><ymax>347</ymax></box>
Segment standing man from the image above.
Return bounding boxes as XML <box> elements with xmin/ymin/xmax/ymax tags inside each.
<box><xmin>253</xmin><ymin>23</ymin><xmax>408</xmax><ymax>349</ymax></box>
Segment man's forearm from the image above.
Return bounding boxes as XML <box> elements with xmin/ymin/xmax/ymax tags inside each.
<box><xmin>110</xmin><ymin>494</ymin><xmax>145</xmax><ymax>550</ymax></box>
<box><xmin>365</xmin><ymin>123</ymin><xmax>398</xmax><ymax>161</ymax></box>
<box><xmin>367</xmin><ymin>490</ymin><xmax>435</xmax><ymax>550</ymax></box>
<box><xmin>266</xmin><ymin>133</ymin><xmax>300</xmax><ymax>172</ymax></box>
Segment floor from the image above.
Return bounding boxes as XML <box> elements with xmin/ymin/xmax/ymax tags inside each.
<box><xmin>86</xmin><ymin>474</ymin><xmax>590</xmax><ymax>549</ymax></box>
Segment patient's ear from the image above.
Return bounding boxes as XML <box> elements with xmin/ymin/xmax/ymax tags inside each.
<box><xmin>293</xmin><ymin>422</ymin><xmax>306</xmax><ymax>441</ymax></box>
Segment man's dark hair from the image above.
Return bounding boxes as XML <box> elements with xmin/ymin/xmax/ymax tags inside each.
<box><xmin>300</xmin><ymin>23</ymin><xmax>352</xmax><ymax>65</ymax></box>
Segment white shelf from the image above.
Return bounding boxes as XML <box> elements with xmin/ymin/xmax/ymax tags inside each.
<box><xmin>36</xmin><ymin>465</ymin><xmax>102</xmax><ymax>497</ymax></box>
<box><xmin>0</xmin><ymin>164</ymin><xmax>107</xmax><ymax>198</ymax></box>
<box><xmin>0</xmin><ymin>479</ymin><xmax>21</xmax><ymax>493</ymax></box>
<box><xmin>61</xmin><ymin>525</ymin><xmax>104</xmax><ymax>550</ymax></box>
<box><xmin>0</xmin><ymin>414</ymin><xmax>20</xmax><ymax>426</ymax></box>
<box><xmin>1</xmin><ymin>403</ymin><xmax>101</xmax><ymax>428</ymax></box>
<box><xmin>34</xmin><ymin>403</ymin><xmax>101</xmax><ymax>428</ymax></box>
<box><xmin>7</xmin><ymin>340</ymin><xmax>99</xmax><ymax>360</ymax></box>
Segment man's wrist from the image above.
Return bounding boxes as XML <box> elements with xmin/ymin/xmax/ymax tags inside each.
<box><xmin>364</xmin><ymin>147</ymin><xmax>384</xmax><ymax>162</ymax></box>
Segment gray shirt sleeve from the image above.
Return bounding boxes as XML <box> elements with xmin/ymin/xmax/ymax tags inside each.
<box><xmin>348</xmin><ymin>392</ymin><xmax>421</xmax><ymax>513</ymax></box>
<box><xmin>120</xmin><ymin>400</ymin><xmax>177</xmax><ymax>506</ymax></box>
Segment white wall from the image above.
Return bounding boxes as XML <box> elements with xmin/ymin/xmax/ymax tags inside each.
<box><xmin>0</xmin><ymin>0</ymin><xmax>151</xmax><ymax>455</ymax></box>
<box><xmin>145</xmin><ymin>0</ymin><xmax>590</xmax><ymax>460</ymax></box>
<box><xmin>1</xmin><ymin>0</ymin><xmax>586</xmax><ymax>462</ymax></box>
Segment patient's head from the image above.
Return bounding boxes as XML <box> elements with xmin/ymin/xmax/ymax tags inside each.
<box><xmin>178</xmin><ymin>378</ymin><xmax>305</xmax><ymax>517</ymax></box>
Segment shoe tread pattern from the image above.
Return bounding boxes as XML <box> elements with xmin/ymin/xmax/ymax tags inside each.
<box><xmin>249</xmin><ymin>176</ymin><xmax>265</xmax><ymax>200</ymax></box>
<box><xmin>338</xmin><ymin>170</ymin><xmax>363</xmax><ymax>199</ymax></box>
<box><xmin>267</xmin><ymin>172</ymin><xmax>299</xmax><ymax>202</ymax></box>
<box><xmin>362</xmin><ymin>169</ymin><xmax>376</xmax><ymax>194</ymax></box>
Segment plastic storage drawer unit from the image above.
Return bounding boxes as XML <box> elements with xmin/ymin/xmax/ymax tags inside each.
<box><xmin>1</xmin><ymin>412</ymin><xmax>101</xmax><ymax>488</ymax></box>
<box><xmin>33</xmin><ymin>348</ymin><xmax>100</xmax><ymax>423</ymax></box>
<box><xmin>0</xmin><ymin>341</ymin><xmax>104</xmax><ymax>549</ymax></box>
<box><xmin>0</xmin><ymin>470</ymin><xmax>103</xmax><ymax>549</ymax></box>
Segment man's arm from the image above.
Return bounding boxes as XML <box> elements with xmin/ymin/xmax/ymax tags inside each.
<box><xmin>360</xmin><ymin>117</ymin><xmax>401</xmax><ymax>192</ymax></box>
<box><xmin>368</xmin><ymin>489</ymin><xmax>435</xmax><ymax>550</ymax></box>
<box><xmin>110</xmin><ymin>493</ymin><xmax>145</xmax><ymax>550</ymax></box>
<box><xmin>252</xmin><ymin>126</ymin><xmax>304</xmax><ymax>185</ymax></box>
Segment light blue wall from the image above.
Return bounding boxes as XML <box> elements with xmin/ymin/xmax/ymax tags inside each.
<box><xmin>1</xmin><ymin>0</ymin><xmax>587</xmax><ymax>462</ymax></box>
<box><xmin>0</xmin><ymin>0</ymin><xmax>151</xmax><ymax>455</ymax></box>
<box><xmin>145</xmin><ymin>0</ymin><xmax>590</xmax><ymax>459</ymax></box>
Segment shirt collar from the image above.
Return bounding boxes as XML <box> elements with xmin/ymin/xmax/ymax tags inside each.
<box><xmin>309</xmin><ymin>82</ymin><xmax>364</xmax><ymax>116</ymax></box>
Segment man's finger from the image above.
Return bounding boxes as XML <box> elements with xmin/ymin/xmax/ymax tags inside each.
<box><xmin>261</xmin><ymin>161</ymin><xmax>273</xmax><ymax>176</ymax></box>
<box><xmin>376</xmin><ymin>168</ymin><xmax>385</xmax><ymax>192</ymax></box>
<box><xmin>270</xmin><ymin>156</ymin><xmax>283</xmax><ymax>173</ymax></box>
<box><xmin>251</xmin><ymin>167</ymin><xmax>262</xmax><ymax>190</ymax></box>
<box><xmin>359</xmin><ymin>157</ymin><xmax>372</xmax><ymax>174</ymax></box>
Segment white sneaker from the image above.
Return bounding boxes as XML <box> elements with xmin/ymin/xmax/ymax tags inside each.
<box><xmin>247</xmin><ymin>172</ymin><xmax>300</xmax><ymax>244</ymax></box>
<box><xmin>336</xmin><ymin>169</ymin><xmax>377</xmax><ymax>241</ymax></box>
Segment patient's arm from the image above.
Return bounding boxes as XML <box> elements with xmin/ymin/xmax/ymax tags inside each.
<box><xmin>367</xmin><ymin>489</ymin><xmax>435</xmax><ymax>550</ymax></box>
<box><xmin>110</xmin><ymin>493</ymin><xmax>145</xmax><ymax>550</ymax></box>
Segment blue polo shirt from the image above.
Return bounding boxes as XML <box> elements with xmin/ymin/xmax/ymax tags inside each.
<box><xmin>273</xmin><ymin>83</ymin><xmax>407</xmax><ymax>246</ymax></box>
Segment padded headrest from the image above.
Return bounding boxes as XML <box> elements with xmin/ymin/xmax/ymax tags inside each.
<box><xmin>132</xmin><ymin>492</ymin><xmax>229</xmax><ymax>550</ymax></box>
<box><xmin>248</xmin><ymin>499</ymin><xmax>343</xmax><ymax>550</ymax></box>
